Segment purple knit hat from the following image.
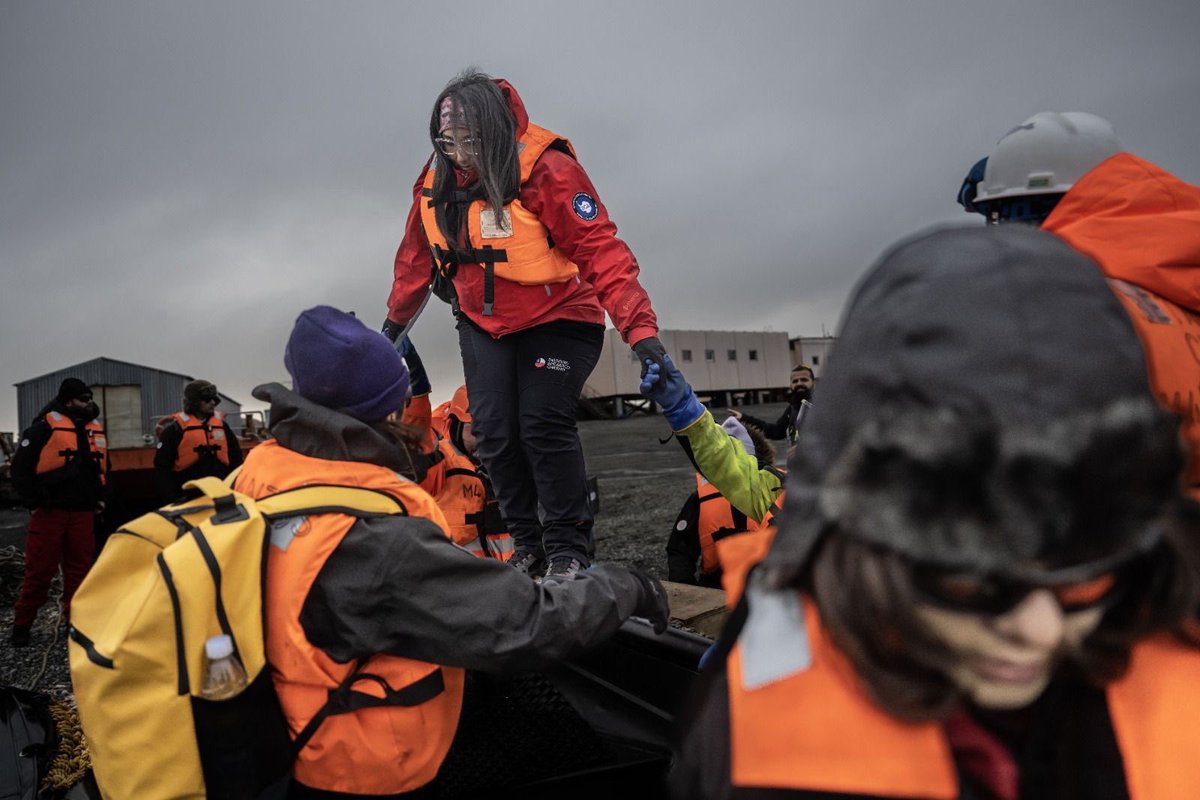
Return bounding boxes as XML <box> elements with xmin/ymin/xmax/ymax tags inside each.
<box><xmin>284</xmin><ymin>306</ymin><xmax>410</xmax><ymax>423</ymax></box>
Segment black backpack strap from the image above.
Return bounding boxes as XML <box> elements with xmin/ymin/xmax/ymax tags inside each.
<box><xmin>290</xmin><ymin>663</ymin><xmax>446</xmax><ymax>756</ymax></box>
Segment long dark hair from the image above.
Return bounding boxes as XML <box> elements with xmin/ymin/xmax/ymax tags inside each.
<box><xmin>798</xmin><ymin>399</ymin><xmax>1200</xmax><ymax>721</ymax></box>
<box><xmin>428</xmin><ymin>69</ymin><xmax>520</xmax><ymax>246</ymax></box>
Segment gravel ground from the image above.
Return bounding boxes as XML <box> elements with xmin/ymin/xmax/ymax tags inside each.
<box><xmin>0</xmin><ymin>401</ymin><xmax>789</xmax><ymax>697</ymax></box>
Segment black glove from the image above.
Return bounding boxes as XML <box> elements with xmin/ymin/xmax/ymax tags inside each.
<box><xmin>629</xmin><ymin>568</ymin><xmax>670</xmax><ymax>634</ymax></box>
<box><xmin>398</xmin><ymin>336</ymin><xmax>432</xmax><ymax>396</ymax></box>
<box><xmin>632</xmin><ymin>336</ymin><xmax>668</xmax><ymax>381</ymax></box>
<box><xmin>381</xmin><ymin>318</ymin><xmax>406</xmax><ymax>344</ymax></box>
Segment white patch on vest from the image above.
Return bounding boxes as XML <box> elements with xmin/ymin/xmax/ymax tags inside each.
<box><xmin>269</xmin><ymin>515</ymin><xmax>307</xmax><ymax>551</ymax></box>
<box><xmin>94</xmin><ymin>436</ymin><xmax>106</xmax><ymax>448</ymax></box>
<box><xmin>179</xmin><ymin>412</ymin><xmax>191</xmax><ymax>421</ymax></box>
<box><xmin>740</xmin><ymin>581</ymin><xmax>811</xmax><ymax>690</ymax></box>
<box><xmin>675</xmin><ymin>519</ymin><xmax>688</xmax><ymax>531</ymax></box>
<box><xmin>479</xmin><ymin>208</ymin><xmax>513</xmax><ymax>238</ymax></box>
<box><xmin>156</xmin><ymin>442</ymin><xmax>163</xmax><ymax>449</ymax></box>
<box><xmin>213</xmin><ymin>429</ymin><xmax>225</xmax><ymax>441</ymax></box>
<box><xmin>20</xmin><ymin>439</ymin><xmax>30</xmax><ymax>448</ymax></box>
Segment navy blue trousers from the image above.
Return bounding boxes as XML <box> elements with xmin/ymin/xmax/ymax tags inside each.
<box><xmin>457</xmin><ymin>317</ymin><xmax>604</xmax><ymax>565</ymax></box>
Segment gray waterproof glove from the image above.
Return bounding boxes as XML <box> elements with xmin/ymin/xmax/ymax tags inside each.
<box><xmin>629</xmin><ymin>567</ymin><xmax>670</xmax><ymax>634</ymax></box>
<box><xmin>632</xmin><ymin>336</ymin><xmax>668</xmax><ymax>381</ymax></box>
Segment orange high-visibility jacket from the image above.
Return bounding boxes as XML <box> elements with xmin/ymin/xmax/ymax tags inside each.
<box><xmin>716</xmin><ymin>531</ymin><xmax>1200</xmax><ymax>799</ymax></box>
<box><xmin>168</xmin><ymin>410</ymin><xmax>230</xmax><ymax>471</ymax></box>
<box><xmin>35</xmin><ymin>410</ymin><xmax>106</xmax><ymax>480</ymax></box>
<box><xmin>419</xmin><ymin>123</ymin><xmax>580</xmax><ymax>288</ymax></box>
<box><xmin>236</xmin><ymin>440</ymin><xmax>465</xmax><ymax>796</ymax></box>
<box><xmin>1044</xmin><ymin>153</ymin><xmax>1200</xmax><ymax>494</ymax></box>
<box><xmin>422</xmin><ymin>428</ymin><xmax>514</xmax><ymax>561</ymax></box>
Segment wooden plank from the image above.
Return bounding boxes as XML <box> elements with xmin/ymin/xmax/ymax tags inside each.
<box><xmin>663</xmin><ymin>580</ymin><xmax>728</xmax><ymax>638</ymax></box>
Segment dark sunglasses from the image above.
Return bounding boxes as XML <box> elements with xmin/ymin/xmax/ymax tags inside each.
<box><xmin>913</xmin><ymin>565</ymin><xmax>1123</xmax><ymax>615</ymax></box>
<box><xmin>76</xmin><ymin>394</ymin><xmax>94</xmax><ymax>403</ymax></box>
<box><xmin>201</xmin><ymin>396</ymin><xmax>221</xmax><ymax>404</ymax></box>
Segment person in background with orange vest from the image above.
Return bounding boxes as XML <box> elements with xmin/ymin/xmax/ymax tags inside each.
<box><xmin>958</xmin><ymin>111</ymin><xmax>1200</xmax><ymax>498</ymax></box>
<box><xmin>154</xmin><ymin>378</ymin><xmax>244</xmax><ymax>502</ymax></box>
<box><xmin>384</xmin><ymin>70</ymin><xmax>665</xmax><ymax>583</ymax></box>
<box><xmin>660</xmin><ymin>226</ymin><xmax>1200</xmax><ymax>800</ymax></box>
<box><xmin>238</xmin><ymin>305</ymin><xmax>668</xmax><ymax>798</ymax></box>
<box><xmin>422</xmin><ymin>384</ymin><xmax>514</xmax><ymax>561</ymax></box>
<box><xmin>666</xmin><ymin>417</ymin><xmax>780</xmax><ymax>587</ymax></box>
<box><xmin>9</xmin><ymin>378</ymin><xmax>108</xmax><ymax>648</ymax></box>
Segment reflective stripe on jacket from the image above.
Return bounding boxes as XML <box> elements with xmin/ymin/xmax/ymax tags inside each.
<box><xmin>236</xmin><ymin>440</ymin><xmax>465</xmax><ymax>796</ymax></box>
<box><xmin>35</xmin><ymin>411</ymin><xmax>106</xmax><ymax>480</ymax></box>
<box><xmin>169</xmin><ymin>410</ymin><xmax>230</xmax><ymax>471</ymax></box>
<box><xmin>419</xmin><ymin>122</ymin><xmax>580</xmax><ymax>293</ymax></box>
<box><xmin>717</xmin><ymin>531</ymin><xmax>1200</xmax><ymax>799</ymax></box>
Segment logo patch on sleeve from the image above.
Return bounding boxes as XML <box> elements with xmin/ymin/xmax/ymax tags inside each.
<box><xmin>571</xmin><ymin>192</ymin><xmax>599</xmax><ymax>221</ymax></box>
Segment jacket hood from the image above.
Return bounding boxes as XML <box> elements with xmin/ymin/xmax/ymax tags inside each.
<box><xmin>493</xmin><ymin>78</ymin><xmax>529</xmax><ymax>138</ymax></box>
<box><xmin>761</xmin><ymin>225</ymin><xmax>1175</xmax><ymax>589</ymax></box>
<box><xmin>253</xmin><ymin>382</ymin><xmax>416</xmax><ymax>474</ymax></box>
<box><xmin>1044</xmin><ymin>153</ymin><xmax>1200</xmax><ymax>310</ymax></box>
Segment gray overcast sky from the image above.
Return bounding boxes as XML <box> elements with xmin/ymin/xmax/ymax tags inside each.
<box><xmin>3</xmin><ymin>1</ymin><xmax>1199</xmax><ymax>432</ymax></box>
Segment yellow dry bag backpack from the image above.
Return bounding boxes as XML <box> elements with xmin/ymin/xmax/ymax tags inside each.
<box><xmin>68</xmin><ymin>476</ymin><xmax>404</xmax><ymax>799</ymax></box>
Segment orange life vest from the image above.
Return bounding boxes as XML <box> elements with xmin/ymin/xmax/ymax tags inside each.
<box><xmin>421</xmin><ymin>432</ymin><xmax>514</xmax><ymax>561</ymax></box>
<box><xmin>695</xmin><ymin>474</ymin><xmax>782</xmax><ymax>578</ymax></box>
<box><xmin>35</xmin><ymin>410</ymin><xmax>107</xmax><ymax>481</ymax></box>
<box><xmin>234</xmin><ymin>440</ymin><xmax>465</xmax><ymax>796</ymax></box>
<box><xmin>169</xmin><ymin>410</ymin><xmax>230</xmax><ymax>471</ymax></box>
<box><xmin>419</xmin><ymin>122</ymin><xmax>580</xmax><ymax>312</ymax></box>
<box><xmin>1043</xmin><ymin>153</ymin><xmax>1200</xmax><ymax>496</ymax></box>
<box><xmin>718</xmin><ymin>532</ymin><xmax>1200</xmax><ymax>799</ymax></box>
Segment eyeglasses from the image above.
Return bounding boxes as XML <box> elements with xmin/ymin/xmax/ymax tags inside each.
<box><xmin>201</xmin><ymin>396</ymin><xmax>221</xmax><ymax>404</ymax></box>
<box><xmin>913</xmin><ymin>566</ymin><xmax>1122</xmax><ymax>615</ymax></box>
<box><xmin>76</xmin><ymin>394</ymin><xmax>94</xmax><ymax>403</ymax></box>
<box><xmin>434</xmin><ymin>136</ymin><xmax>481</xmax><ymax>157</ymax></box>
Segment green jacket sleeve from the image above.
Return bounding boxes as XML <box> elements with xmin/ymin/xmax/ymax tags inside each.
<box><xmin>675</xmin><ymin>410</ymin><xmax>783</xmax><ymax>524</ymax></box>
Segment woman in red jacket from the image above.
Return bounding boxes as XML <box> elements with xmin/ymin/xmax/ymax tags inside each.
<box><xmin>385</xmin><ymin>71</ymin><xmax>665</xmax><ymax>582</ymax></box>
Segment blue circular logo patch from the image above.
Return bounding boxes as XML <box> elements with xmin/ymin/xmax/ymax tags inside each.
<box><xmin>572</xmin><ymin>192</ymin><xmax>598</xmax><ymax>221</ymax></box>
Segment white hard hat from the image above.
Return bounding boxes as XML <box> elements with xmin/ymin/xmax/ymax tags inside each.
<box><xmin>974</xmin><ymin>112</ymin><xmax>1122</xmax><ymax>205</ymax></box>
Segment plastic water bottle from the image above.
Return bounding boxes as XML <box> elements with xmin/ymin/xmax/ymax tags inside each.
<box><xmin>200</xmin><ymin>634</ymin><xmax>248</xmax><ymax>700</ymax></box>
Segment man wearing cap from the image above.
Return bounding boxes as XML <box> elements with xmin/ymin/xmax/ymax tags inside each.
<box><xmin>236</xmin><ymin>306</ymin><xmax>669</xmax><ymax>797</ymax></box>
<box><xmin>9</xmin><ymin>378</ymin><xmax>108</xmax><ymax>647</ymax></box>
<box><xmin>154</xmin><ymin>379</ymin><xmax>244</xmax><ymax>503</ymax></box>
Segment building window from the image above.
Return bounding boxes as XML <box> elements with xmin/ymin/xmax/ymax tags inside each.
<box><xmin>681</xmin><ymin>349</ymin><xmax>692</xmax><ymax>362</ymax></box>
<box><xmin>748</xmin><ymin>349</ymin><xmax>758</xmax><ymax>361</ymax></box>
<box><xmin>727</xmin><ymin>349</ymin><xmax>737</xmax><ymax>361</ymax></box>
<box><xmin>812</xmin><ymin>355</ymin><xmax>821</xmax><ymax>365</ymax></box>
<box><xmin>705</xmin><ymin>349</ymin><xmax>715</xmax><ymax>362</ymax></box>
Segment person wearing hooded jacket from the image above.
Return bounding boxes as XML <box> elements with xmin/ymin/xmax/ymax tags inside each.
<box><xmin>153</xmin><ymin>378</ymin><xmax>244</xmax><ymax>502</ymax></box>
<box><xmin>9</xmin><ymin>378</ymin><xmax>108</xmax><ymax>647</ymax></box>
<box><xmin>645</xmin><ymin>227</ymin><xmax>1200</xmax><ymax>800</ymax></box>
<box><xmin>236</xmin><ymin>305</ymin><xmax>669</xmax><ymax>799</ymax></box>
<box><xmin>384</xmin><ymin>70</ymin><xmax>666</xmax><ymax>583</ymax></box>
<box><xmin>959</xmin><ymin>111</ymin><xmax>1200</xmax><ymax>497</ymax></box>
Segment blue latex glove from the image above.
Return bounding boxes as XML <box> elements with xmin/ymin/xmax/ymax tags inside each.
<box><xmin>398</xmin><ymin>336</ymin><xmax>432</xmax><ymax>397</ymax></box>
<box><xmin>639</xmin><ymin>355</ymin><xmax>705</xmax><ymax>430</ymax></box>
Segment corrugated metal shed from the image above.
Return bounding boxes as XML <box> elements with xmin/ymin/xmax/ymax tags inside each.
<box><xmin>14</xmin><ymin>357</ymin><xmax>244</xmax><ymax>446</ymax></box>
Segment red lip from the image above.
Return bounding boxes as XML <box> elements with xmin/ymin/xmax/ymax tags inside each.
<box><xmin>973</xmin><ymin>658</ymin><xmax>1047</xmax><ymax>683</ymax></box>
